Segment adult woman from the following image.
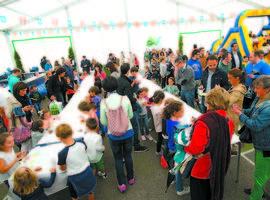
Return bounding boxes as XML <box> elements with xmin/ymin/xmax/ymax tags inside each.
<box><xmin>94</xmin><ymin>63</ymin><xmax>106</xmax><ymax>81</ymax></box>
<box><xmin>100</xmin><ymin>76</ymin><xmax>134</xmax><ymax>193</ymax></box>
<box><xmin>46</xmin><ymin>67</ymin><xmax>66</xmax><ymax>104</ymax></box>
<box><xmin>232</xmin><ymin>76</ymin><xmax>270</xmax><ymax>200</ymax></box>
<box><xmin>13</xmin><ymin>82</ymin><xmax>33</xmax><ymax>122</ymax></box>
<box><xmin>185</xmin><ymin>87</ymin><xmax>234</xmax><ymax>200</ymax></box>
<box><xmin>227</xmin><ymin>68</ymin><xmax>247</xmax><ymax>130</ymax></box>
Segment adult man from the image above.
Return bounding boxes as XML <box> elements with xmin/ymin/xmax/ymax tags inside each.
<box><xmin>231</xmin><ymin>43</ymin><xmax>242</xmax><ymax>69</ymax></box>
<box><xmin>200</xmin><ymin>55</ymin><xmax>230</xmax><ymax>112</ymax></box>
<box><xmin>188</xmin><ymin>49</ymin><xmax>203</xmax><ymax>81</ymax></box>
<box><xmin>8</xmin><ymin>69</ymin><xmax>21</xmax><ymax>93</ymax></box>
<box><xmin>80</xmin><ymin>56</ymin><xmax>91</xmax><ymax>74</ymax></box>
<box><xmin>63</xmin><ymin>59</ymin><xmax>74</xmax><ymax>81</ymax></box>
<box><xmin>245</xmin><ymin>51</ymin><xmax>270</xmax><ymax>87</ymax></box>
<box><xmin>117</xmin><ymin>63</ymin><xmax>148</xmax><ymax>152</ymax></box>
<box><xmin>218</xmin><ymin>52</ymin><xmax>232</xmax><ymax>73</ymax></box>
<box><xmin>175</xmin><ymin>56</ymin><xmax>196</xmax><ymax>108</ymax></box>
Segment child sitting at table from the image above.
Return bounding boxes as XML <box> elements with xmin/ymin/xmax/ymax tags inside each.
<box><xmin>31</xmin><ymin>120</ymin><xmax>45</xmax><ymax>147</ymax></box>
<box><xmin>84</xmin><ymin>118</ymin><xmax>106</xmax><ymax>179</ymax></box>
<box><xmin>40</xmin><ymin>109</ymin><xmax>53</xmax><ymax>130</ymax></box>
<box><xmin>56</xmin><ymin>124</ymin><xmax>96</xmax><ymax>200</ymax></box>
<box><xmin>65</xmin><ymin>77</ymin><xmax>76</xmax><ymax>101</ymax></box>
<box><xmin>0</xmin><ymin>134</ymin><xmax>26</xmax><ymax>192</ymax></box>
<box><xmin>78</xmin><ymin>101</ymin><xmax>99</xmax><ymax>125</ymax></box>
<box><xmin>13</xmin><ymin>166</ymin><xmax>56</xmax><ymax>200</ymax></box>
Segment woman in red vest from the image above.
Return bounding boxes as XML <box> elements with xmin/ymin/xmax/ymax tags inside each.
<box><xmin>185</xmin><ymin>86</ymin><xmax>234</xmax><ymax>200</ymax></box>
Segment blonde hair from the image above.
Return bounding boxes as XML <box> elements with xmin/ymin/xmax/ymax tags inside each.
<box><xmin>56</xmin><ymin>123</ymin><xmax>73</xmax><ymax>139</ymax></box>
<box><xmin>205</xmin><ymin>86</ymin><xmax>230</xmax><ymax>111</ymax></box>
<box><xmin>13</xmin><ymin>167</ymin><xmax>38</xmax><ymax>196</ymax></box>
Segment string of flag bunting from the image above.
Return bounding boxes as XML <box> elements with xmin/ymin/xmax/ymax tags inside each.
<box><xmin>0</xmin><ymin>12</ymin><xmax>236</xmax><ymax>37</ymax></box>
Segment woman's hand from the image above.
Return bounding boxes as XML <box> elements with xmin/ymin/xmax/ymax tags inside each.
<box><xmin>22</xmin><ymin>106</ymin><xmax>31</xmax><ymax>112</ymax></box>
<box><xmin>232</xmin><ymin>104</ymin><xmax>242</xmax><ymax>115</ymax></box>
<box><xmin>50</xmin><ymin>167</ymin><xmax>56</xmax><ymax>173</ymax></box>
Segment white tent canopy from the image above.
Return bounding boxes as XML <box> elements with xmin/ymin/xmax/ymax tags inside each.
<box><xmin>0</xmin><ymin>0</ymin><xmax>269</xmax><ymax>72</ymax></box>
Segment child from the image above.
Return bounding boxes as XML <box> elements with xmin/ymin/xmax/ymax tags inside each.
<box><xmin>164</xmin><ymin>77</ymin><xmax>179</xmax><ymax>96</ymax></box>
<box><xmin>29</xmin><ymin>85</ymin><xmax>42</xmax><ymax>113</ymax></box>
<box><xmin>80</xmin><ymin>70</ymin><xmax>89</xmax><ymax>81</ymax></box>
<box><xmin>78</xmin><ymin>101</ymin><xmax>99</xmax><ymax>125</ymax></box>
<box><xmin>150</xmin><ymin>90</ymin><xmax>165</xmax><ymax>155</ymax></box>
<box><xmin>73</xmin><ymin>69</ymin><xmax>81</xmax><ymax>85</ymax></box>
<box><xmin>56</xmin><ymin>124</ymin><xmax>96</xmax><ymax>200</ymax></box>
<box><xmin>88</xmin><ymin>86</ymin><xmax>101</xmax><ymax>112</ymax></box>
<box><xmin>163</xmin><ymin>101</ymin><xmax>190</xmax><ymax>196</ymax></box>
<box><xmin>13</xmin><ymin>166</ymin><xmax>56</xmax><ymax>200</ymax></box>
<box><xmin>84</xmin><ymin>118</ymin><xmax>106</xmax><ymax>179</ymax></box>
<box><xmin>65</xmin><ymin>76</ymin><xmax>76</xmax><ymax>101</ymax></box>
<box><xmin>31</xmin><ymin>120</ymin><xmax>45</xmax><ymax>147</ymax></box>
<box><xmin>129</xmin><ymin>66</ymin><xmax>140</xmax><ymax>93</ymax></box>
<box><xmin>137</xmin><ymin>88</ymin><xmax>153</xmax><ymax>141</ymax></box>
<box><xmin>0</xmin><ymin>134</ymin><xmax>25</xmax><ymax>188</ymax></box>
<box><xmin>40</xmin><ymin>109</ymin><xmax>52</xmax><ymax>130</ymax></box>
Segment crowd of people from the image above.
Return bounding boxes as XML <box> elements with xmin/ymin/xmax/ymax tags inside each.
<box><xmin>0</xmin><ymin>42</ymin><xmax>270</xmax><ymax>200</ymax></box>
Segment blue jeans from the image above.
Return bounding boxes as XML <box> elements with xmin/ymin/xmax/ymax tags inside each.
<box><xmin>181</xmin><ymin>89</ymin><xmax>195</xmax><ymax>108</ymax></box>
<box><xmin>130</xmin><ymin>110</ymin><xmax>140</xmax><ymax>147</ymax></box>
<box><xmin>139</xmin><ymin>114</ymin><xmax>149</xmax><ymax>135</ymax></box>
<box><xmin>109</xmin><ymin>137</ymin><xmax>134</xmax><ymax>185</ymax></box>
<box><xmin>34</xmin><ymin>102</ymin><xmax>41</xmax><ymax>112</ymax></box>
<box><xmin>176</xmin><ymin>171</ymin><xmax>183</xmax><ymax>192</ymax></box>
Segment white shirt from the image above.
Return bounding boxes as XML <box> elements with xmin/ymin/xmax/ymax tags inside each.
<box><xmin>0</xmin><ymin>150</ymin><xmax>19</xmax><ymax>183</ymax></box>
<box><xmin>58</xmin><ymin>140</ymin><xmax>89</xmax><ymax>176</ymax></box>
<box><xmin>84</xmin><ymin>132</ymin><xmax>105</xmax><ymax>163</ymax></box>
<box><xmin>150</xmin><ymin>104</ymin><xmax>164</xmax><ymax>133</ymax></box>
<box><xmin>233</xmin><ymin>51</ymin><xmax>240</xmax><ymax>68</ymax></box>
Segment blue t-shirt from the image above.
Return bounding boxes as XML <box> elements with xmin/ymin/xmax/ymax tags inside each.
<box><xmin>245</xmin><ymin>60</ymin><xmax>270</xmax><ymax>87</ymax></box>
<box><xmin>166</xmin><ymin>119</ymin><xmax>180</xmax><ymax>152</ymax></box>
<box><xmin>187</xmin><ymin>59</ymin><xmax>203</xmax><ymax>80</ymax></box>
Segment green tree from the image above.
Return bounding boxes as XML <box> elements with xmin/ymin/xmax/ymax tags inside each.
<box><xmin>14</xmin><ymin>50</ymin><xmax>24</xmax><ymax>73</ymax></box>
<box><xmin>68</xmin><ymin>46</ymin><xmax>75</xmax><ymax>61</ymax></box>
<box><xmin>178</xmin><ymin>34</ymin><xmax>183</xmax><ymax>55</ymax></box>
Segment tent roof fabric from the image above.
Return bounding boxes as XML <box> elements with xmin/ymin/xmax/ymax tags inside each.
<box><xmin>0</xmin><ymin>0</ymin><xmax>269</xmax><ymax>32</ymax></box>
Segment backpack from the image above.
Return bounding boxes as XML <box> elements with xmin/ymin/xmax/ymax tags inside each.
<box><xmin>104</xmin><ymin>96</ymin><xmax>129</xmax><ymax>136</ymax></box>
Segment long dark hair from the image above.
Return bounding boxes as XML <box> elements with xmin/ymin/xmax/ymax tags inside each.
<box><xmin>94</xmin><ymin>63</ymin><xmax>103</xmax><ymax>76</ymax></box>
<box><xmin>152</xmin><ymin>90</ymin><xmax>165</xmax><ymax>104</ymax></box>
<box><xmin>163</xmin><ymin>101</ymin><xmax>183</xmax><ymax>119</ymax></box>
<box><xmin>228</xmin><ymin>68</ymin><xmax>245</xmax><ymax>84</ymax></box>
<box><xmin>13</xmin><ymin>82</ymin><xmax>28</xmax><ymax>101</ymax></box>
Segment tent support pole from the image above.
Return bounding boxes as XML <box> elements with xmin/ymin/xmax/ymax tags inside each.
<box><xmin>3</xmin><ymin>30</ymin><xmax>16</xmax><ymax>67</ymax></box>
<box><xmin>64</xmin><ymin>6</ymin><xmax>78</xmax><ymax>67</ymax></box>
<box><xmin>123</xmin><ymin>0</ymin><xmax>131</xmax><ymax>54</ymax></box>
